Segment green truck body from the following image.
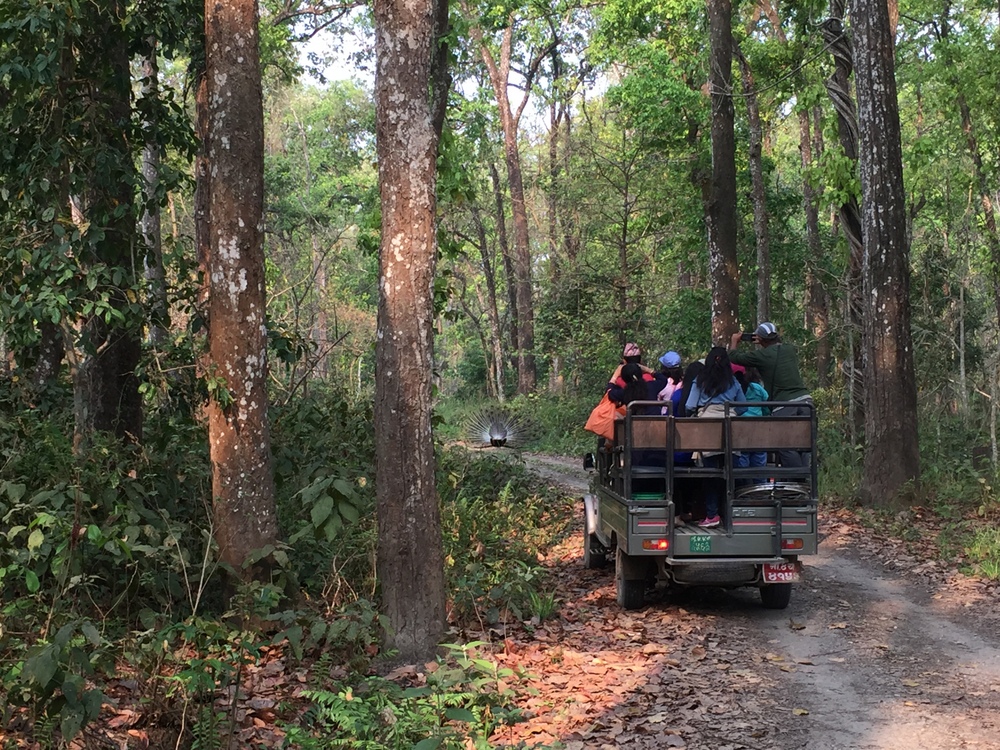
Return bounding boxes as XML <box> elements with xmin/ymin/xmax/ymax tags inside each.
<box><xmin>583</xmin><ymin>401</ymin><xmax>819</xmax><ymax>610</ymax></box>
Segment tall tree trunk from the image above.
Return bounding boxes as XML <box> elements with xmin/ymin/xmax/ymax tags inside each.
<box><xmin>852</xmin><ymin>0</ymin><xmax>920</xmax><ymax>504</ymax></box>
<box><xmin>78</xmin><ymin>0</ymin><xmax>142</xmax><ymax>447</ymax></box>
<box><xmin>499</xmin><ymin>74</ymin><xmax>535</xmax><ymax>394</ymax></box>
<box><xmin>800</xmin><ymin>108</ymin><xmax>832</xmax><ymax>386</ymax></box>
<box><xmin>490</xmin><ymin>161</ymin><xmax>519</xmax><ymax>368</ymax></box>
<box><xmin>548</xmin><ymin>97</ymin><xmax>562</xmax><ymax>282</ymax></box>
<box><xmin>706</xmin><ymin>0</ymin><xmax>739</xmax><ymax>344</ymax></box>
<box><xmin>821</xmin><ymin>1</ymin><xmax>864</xmax><ymax>433</ymax></box>
<box><xmin>562</xmin><ymin>113</ymin><xmax>580</xmax><ymax>264</ymax></box>
<box><xmin>734</xmin><ymin>42</ymin><xmax>771</xmax><ymax>324</ymax></box>
<box><xmin>762</xmin><ymin>0</ymin><xmax>831</xmax><ymax>384</ymax></box>
<box><xmin>373</xmin><ymin>0</ymin><xmax>450</xmax><ymax>662</ymax></box>
<box><xmin>203</xmin><ymin>0</ymin><xmax>279</xmax><ymax>577</ymax></box>
<box><xmin>141</xmin><ymin>42</ymin><xmax>168</xmax><ymax>347</ymax></box>
<box><xmin>472</xmin><ymin>205</ymin><xmax>507</xmax><ymax>401</ymax></box>
<box><xmin>469</xmin><ymin>16</ymin><xmax>548</xmax><ymax>394</ymax></box>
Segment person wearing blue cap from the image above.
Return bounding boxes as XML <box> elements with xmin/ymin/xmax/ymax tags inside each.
<box><xmin>656</xmin><ymin>351</ymin><xmax>684</xmax><ymax>409</ymax></box>
<box><xmin>729</xmin><ymin>322</ymin><xmax>812</xmax><ymax>467</ymax></box>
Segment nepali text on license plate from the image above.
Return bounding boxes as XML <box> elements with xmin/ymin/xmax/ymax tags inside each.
<box><xmin>689</xmin><ymin>535</ymin><xmax>712</xmax><ymax>553</ymax></box>
<box><xmin>763</xmin><ymin>561</ymin><xmax>801</xmax><ymax>583</ymax></box>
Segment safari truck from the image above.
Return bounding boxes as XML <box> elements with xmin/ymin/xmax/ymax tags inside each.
<box><xmin>582</xmin><ymin>401</ymin><xmax>819</xmax><ymax>610</ymax></box>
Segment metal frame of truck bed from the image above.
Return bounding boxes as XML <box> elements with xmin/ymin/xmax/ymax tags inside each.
<box><xmin>583</xmin><ymin>400</ymin><xmax>819</xmax><ymax>609</ymax></box>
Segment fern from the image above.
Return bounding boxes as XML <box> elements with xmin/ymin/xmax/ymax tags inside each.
<box><xmin>190</xmin><ymin>706</ymin><xmax>227</xmax><ymax>750</ymax></box>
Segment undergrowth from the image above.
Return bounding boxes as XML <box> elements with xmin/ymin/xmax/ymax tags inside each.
<box><xmin>0</xmin><ymin>378</ymin><xmax>573</xmax><ymax>747</ymax></box>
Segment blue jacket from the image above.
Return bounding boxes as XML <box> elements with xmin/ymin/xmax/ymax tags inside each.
<box><xmin>685</xmin><ymin>378</ymin><xmax>747</xmax><ymax>415</ymax></box>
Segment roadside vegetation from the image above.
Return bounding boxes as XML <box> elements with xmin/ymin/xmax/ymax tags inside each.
<box><xmin>2</xmin><ymin>1</ymin><xmax>999</xmax><ymax>747</ymax></box>
<box><xmin>0</xmin><ymin>378</ymin><xmax>576</xmax><ymax>748</ymax></box>
<box><xmin>2</xmin><ymin>378</ymin><xmax>997</xmax><ymax>747</ymax></box>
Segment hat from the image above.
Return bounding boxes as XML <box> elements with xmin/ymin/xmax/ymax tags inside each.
<box><xmin>731</xmin><ymin>363</ymin><xmax>746</xmax><ymax>375</ymax></box>
<box><xmin>622</xmin><ymin>342</ymin><xmax>642</xmax><ymax>358</ymax></box>
<box><xmin>659</xmin><ymin>351</ymin><xmax>681</xmax><ymax>368</ymax></box>
<box><xmin>755</xmin><ymin>322</ymin><xmax>779</xmax><ymax>340</ymax></box>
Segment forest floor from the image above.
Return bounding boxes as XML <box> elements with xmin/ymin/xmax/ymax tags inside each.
<box><xmin>6</xmin><ymin>454</ymin><xmax>1000</xmax><ymax>749</ymax></box>
<box><xmin>493</xmin><ymin>453</ymin><xmax>1000</xmax><ymax>750</ymax></box>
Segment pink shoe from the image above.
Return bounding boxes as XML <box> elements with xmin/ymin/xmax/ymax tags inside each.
<box><xmin>697</xmin><ymin>515</ymin><xmax>721</xmax><ymax>528</ymax></box>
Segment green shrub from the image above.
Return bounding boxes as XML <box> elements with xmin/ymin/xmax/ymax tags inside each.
<box><xmin>438</xmin><ymin>447</ymin><xmax>573</xmax><ymax>625</ymax></box>
<box><xmin>282</xmin><ymin>642</ymin><xmax>542</xmax><ymax>750</ymax></box>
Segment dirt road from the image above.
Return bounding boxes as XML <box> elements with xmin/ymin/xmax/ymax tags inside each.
<box><xmin>497</xmin><ymin>454</ymin><xmax>1000</xmax><ymax>750</ymax></box>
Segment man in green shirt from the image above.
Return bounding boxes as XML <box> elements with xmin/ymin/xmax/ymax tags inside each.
<box><xmin>729</xmin><ymin>322</ymin><xmax>812</xmax><ymax>467</ymax></box>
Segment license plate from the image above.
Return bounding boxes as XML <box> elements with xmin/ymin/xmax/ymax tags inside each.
<box><xmin>763</xmin><ymin>561</ymin><xmax>801</xmax><ymax>583</ymax></box>
<box><xmin>689</xmin><ymin>535</ymin><xmax>712</xmax><ymax>553</ymax></box>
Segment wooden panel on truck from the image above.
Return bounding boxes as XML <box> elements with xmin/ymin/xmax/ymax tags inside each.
<box><xmin>730</xmin><ymin>419</ymin><xmax>811</xmax><ymax>451</ymax></box>
<box><xmin>673</xmin><ymin>419</ymin><xmax>724</xmax><ymax>451</ymax></box>
<box><xmin>630</xmin><ymin>419</ymin><xmax>668</xmax><ymax>448</ymax></box>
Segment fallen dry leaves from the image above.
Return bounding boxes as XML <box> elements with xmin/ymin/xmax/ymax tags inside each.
<box><xmin>4</xmin><ymin>497</ymin><xmax>999</xmax><ymax>750</ymax></box>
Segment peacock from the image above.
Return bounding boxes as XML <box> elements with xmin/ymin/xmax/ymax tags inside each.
<box><xmin>464</xmin><ymin>407</ymin><xmax>537</xmax><ymax>450</ymax></box>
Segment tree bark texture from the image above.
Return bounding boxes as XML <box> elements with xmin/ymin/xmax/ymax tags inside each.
<box><xmin>472</xmin><ymin>204</ymin><xmax>507</xmax><ymax>401</ymax></box>
<box><xmin>77</xmin><ymin>0</ymin><xmax>142</xmax><ymax>446</ymax></box>
<box><xmin>203</xmin><ymin>0</ymin><xmax>280</xmax><ymax>574</ymax></box>
<box><xmin>734</xmin><ymin>42</ymin><xmax>771</xmax><ymax>325</ymax></box>
<box><xmin>799</xmin><ymin>108</ymin><xmax>832</xmax><ymax>387</ymax></box>
<box><xmin>490</xmin><ymin>161</ymin><xmax>519</xmax><ymax>368</ymax></box>
<box><xmin>373</xmin><ymin>0</ymin><xmax>449</xmax><ymax>662</ymax></box>
<box><xmin>473</xmin><ymin>19</ymin><xmax>538</xmax><ymax>394</ymax></box>
<box><xmin>821</xmin><ymin>1</ymin><xmax>865</xmax><ymax>432</ymax></box>
<box><xmin>851</xmin><ymin>0</ymin><xmax>920</xmax><ymax>503</ymax></box>
<box><xmin>706</xmin><ymin>0</ymin><xmax>740</xmax><ymax>345</ymax></box>
<box><xmin>141</xmin><ymin>44</ymin><xmax>168</xmax><ymax>347</ymax></box>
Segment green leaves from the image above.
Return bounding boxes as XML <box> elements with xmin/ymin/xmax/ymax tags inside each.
<box><xmin>291</xmin><ymin>472</ymin><xmax>364</xmax><ymax>543</ymax></box>
<box><xmin>6</xmin><ymin>620</ymin><xmax>108</xmax><ymax>743</ymax></box>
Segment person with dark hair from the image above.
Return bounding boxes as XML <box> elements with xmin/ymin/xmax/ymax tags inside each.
<box><xmin>729</xmin><ymin>321</ymin><xmax>811</xmax><ymax>467</ymax></box>
<box><xmin>607</xmin><ymin>362</ymin><xmax>665</xmax><ymax>412</ymax></box>
<box><xmin>609</xmin><ymin>342</ymin><xmax>656</xmax><ymax>388</ymax></box>
<box><xmin>670</xmin><ymin>359</ymin><xmax>705</xmax><ymax>522</ymax></box>
<box><xmin>676</xmin><ymin>360</ymin><xmax>705</xmax><ymax>418</ymax></box>
<box><xmin>685</xmin><ymin>347</ymin><xmax>747</xmax><ymax>418</ymax></box>
<box><xmin>684</xmin><ymin>347</ymin><xmax>746</xmax><ymax>528</ymax></box>
<box><xmin>606</xmin><ymin>362</ymin><xmax>667</xmax><ymax>486</ymax></box>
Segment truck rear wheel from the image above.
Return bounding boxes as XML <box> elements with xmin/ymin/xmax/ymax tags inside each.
<box><xmin>760</xmin><ymin>583</ymin><xmax>793</xmax><ymax>610</ymax></box>
<box><xmin>616</xmin><ymin>547</ymin><xmax>647</xmax><ymax>610</ymax></box>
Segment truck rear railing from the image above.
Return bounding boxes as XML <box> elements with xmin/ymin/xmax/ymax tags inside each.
<box><xmin>599</xmin><ymin>400</ymin><xmax>817</xmax><ymax>554</ymax></box>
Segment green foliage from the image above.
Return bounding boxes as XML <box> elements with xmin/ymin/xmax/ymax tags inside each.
<box><xmin>1</xmin><ymin>620</ymin><xmax>108</xmax><ymax>746</ymax></box>
<box><xmin>283</xmin><ymin>643</ymin><xmax>540</xmax><ymax>750</ymax></box>
<box><xmin>273</xmin><ymin>599</ymin><xmax>385</xmax><ymax>669</ymax></box>
<box><xmin>962</xmin><ymin>526</ymin><xmax>1000</xmax><ymax>579</ymax></box>
<box><xmin>438</xmin><ymin>447</ymin><xmax>573</xmax><ymax>624</ymax></box>
<box><xmin>271</xmin><ymin>388</ymin><xmax>377</xmax><ymax>597</ymax></box>
<box><xmin>0</xmin><ymin>0</ymin><xmax>199</xmax><ymax>370</ymax></box>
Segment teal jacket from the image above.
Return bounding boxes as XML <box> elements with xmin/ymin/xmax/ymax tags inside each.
<box><xmin>742</xmin><ymin>381</ymin><xmax>770</xmax><ymax>416</ymax></box>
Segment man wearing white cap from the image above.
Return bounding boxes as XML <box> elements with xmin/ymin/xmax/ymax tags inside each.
<box><xmin>729</xmin><ymin>322</ymin><xmax>812</xmax><ymax>467</ymax></box>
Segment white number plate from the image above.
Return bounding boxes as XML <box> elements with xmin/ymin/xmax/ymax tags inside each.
<box><xmin>763</xmin><ymin>561</ymin><xmax>801</xmax><ymax>583</ymax></box>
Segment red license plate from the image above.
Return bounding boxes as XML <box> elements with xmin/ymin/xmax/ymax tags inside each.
<box><xmin>763</xmin><ymin>561</ymin><xmax>801</xmax><ymax>583</ymax></box>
